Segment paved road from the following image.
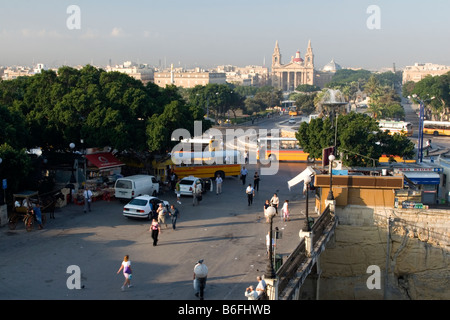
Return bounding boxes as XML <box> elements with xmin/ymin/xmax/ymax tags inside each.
<box><xmin>0</xmin><ymin>162</ymin><xmax>314</xmax><ymax>300</ymax></box>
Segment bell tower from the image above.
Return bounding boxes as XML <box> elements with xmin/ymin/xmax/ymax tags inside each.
<box><xmin>305</xmin><ymin>40</ymin><xmax>314</xmax><ymax>67</ymax></box>
<box><xmin>272</xmin><ymin>40</ymin><xmax>281</xmax><ymax>68</ymax></box>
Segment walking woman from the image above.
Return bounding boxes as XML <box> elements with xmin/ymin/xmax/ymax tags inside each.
<box><xmin>149</xmin><ymin>218</ymin><xmax>161</xmax><ymax>246</ymax></box>
<box><xmin>117</xmin><ymin>255</ymin><xmax>133</xmax><ymax>291</ymax></box>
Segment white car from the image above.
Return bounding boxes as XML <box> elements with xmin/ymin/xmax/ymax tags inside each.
<box><xmin>123</xmin><ymin>195</ymin><xmax>169</xmax><ymax>220</ymax></box>
<box><xmin>176</xmin><ymin>176</ymin><xmax>212</xmax><ymax>196</ymax></box>
<box><xmin>288</xmin><ymin>117</ymin><xmax>296</xmax><ymax>124</ymax></box>
<box><xmin>177</xmin><ymin>176</ymin><xmax>204</xmax><ymax>196</ymax></box>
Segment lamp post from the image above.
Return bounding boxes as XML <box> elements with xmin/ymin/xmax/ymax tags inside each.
<box><xmin>304</xmin><ymin>175</ymin><xmax>311</xmax><ymax>231</ymax></box>
<box><xmin>409</xmin><ymin>94</ymin><xmax>435</xmax><ymax>163</ymax></box>
<box><xmin>327</xmin><ymin>154</ymin><xmax>335</xmax><ymax>200</ymax></box>
<box><xmin>264</xmin><ymin>206</ymin><xmax>277</xmax><ymax>279</ymax></box>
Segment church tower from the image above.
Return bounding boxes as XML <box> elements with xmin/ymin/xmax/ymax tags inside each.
<box><xmin>305</xmin><ymin>40</ymin><xmax>314</xmax><ymax>67</ymax></box>
<box><xmin>272</xmin><ymin>40</ymin><xmax>281</xmax><ymax>68</ymax></box>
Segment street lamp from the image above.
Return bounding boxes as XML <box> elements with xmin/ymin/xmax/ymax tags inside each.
<box><xmin>304</xmin><ymin>175</ymin><xmax>312</xmax><ymax>231</ymax></box>
<box><xmin>327</xmin><ymin>154</ymin><xmax>335</xmax><ymax>200</ymax></box>
<box><xmin>409</xmin><ymin>94</ymin><xmax>435</xmax><ymax>163</ymax></box>
<box><xmin>264</xmin><ymin>206</ymin><xmax>277</xmax><ymax>279</ymax></box>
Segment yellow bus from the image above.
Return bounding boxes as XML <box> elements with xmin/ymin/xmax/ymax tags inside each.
<box><xmin>378</xmin><ymin>154</ymin><xmax>416</xmax><ymax>164</ymax></box>
<box><xmin>423</xmin><ymin>121</ymin><xmax>450</xmax><ymax>136</ymax></box>
<box><xmin>257</xmin><ymin>137</ymin><xmax>315</xmax><ymax>162</ymax></box>
<box><xmin>153</xmin><ymin>150</ymin><xmax>242</xmax><ymax>182</ymax></box>
<box><xmin>378</xmin><ymin>120</ymin><xmax>413</xmax><ymax>136</ymax></box>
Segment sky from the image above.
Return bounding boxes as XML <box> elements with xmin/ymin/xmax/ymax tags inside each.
<box><xmin>1</xmin><ymin>0</ymin><xmax>449</xmax><ymax>70</ymax></box>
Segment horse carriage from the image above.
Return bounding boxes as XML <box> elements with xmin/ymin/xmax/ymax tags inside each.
<box><xmin>8</xmin><ymin>190</ymin><xmax>63</xmax><ymax>231</ymax></box>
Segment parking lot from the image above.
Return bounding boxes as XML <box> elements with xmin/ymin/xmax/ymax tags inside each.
<box><xmin>0</xmin><ymin>162</ymin><xmax>314</xmax><ymax>300</ymax></box>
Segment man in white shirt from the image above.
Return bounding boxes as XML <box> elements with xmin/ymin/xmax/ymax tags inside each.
<box><xmin>83</xmin><ymin>187</ymin><xmax>93</xmax><ymax>213</ymax></box>
<box><xmin>193</xmin><ymin>259</ymin><xmax>208</xmax><ymax>300</ymax></box>
<box><xmin>246</xmin><ymin>184</ymin><xmax>255</xmax><ymax>206</ymax></box>
<box><xmin>256</xmin><ymin>276</ymin><xmax>267</xmax><ymax>298</ymax></box>
<box><xmin>244</xmin><ymin>286</ymin><xmax>258</xmax><ymax>300</ymax></box>
<box><xmin>215</xmin><ymin>174</ymin><xmax>223</xmax><ymax>195</ymax></box>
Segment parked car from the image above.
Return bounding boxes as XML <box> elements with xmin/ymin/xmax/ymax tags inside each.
<box><xmin>123</xmin><ymin>195</ymin><xmax>169</xmax><ymax>220</ymax></box>
<box><xmin>176</xmin><ymin>176</ymin><xmax>212</xmax><ymax>196</ymax></box>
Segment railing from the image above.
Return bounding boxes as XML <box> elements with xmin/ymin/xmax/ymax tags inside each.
<box><xmin>276</xmin><ymin>205</ymin><xmax>335</xmax><ymax>299</ymax></box>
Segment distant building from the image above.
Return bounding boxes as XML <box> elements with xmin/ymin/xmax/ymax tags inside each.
<box><xmin>154</xmin><ymin>66</ymin><xmax>226</xmax><ymax>88</ymax></box>
<box><xmin>402</xmin><ymin>62</ymin><xmax>450</xmax><ymax>83</ymax></box>
<box><xmin>217</xmin><ymin>65</ymin><xmax>269</xmax><ymax>87</ymax></box>
<box><xmin>271</xmin><ymin>40</ymin><xmax>315</xmax><ymax>91</ymax></box>
<box><xmin>106</xmin><ymin>61</ymin><xmax>154</xmax><ymax>84</ymax></box>
<box><xmin>2</xmin><ymin>63</ymin><xmax>46</xmax><ymax>80</ymax></box>
<box><xmin>322</xmin><ymin>59</ymin><xmax>342</xmax><ymax>73</ymax></box>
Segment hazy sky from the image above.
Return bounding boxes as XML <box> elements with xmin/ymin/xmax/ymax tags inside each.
<box><xmin>1</xmin><ymin>0</ymin><xmax>449</xmax><ymax>70</ymax></box>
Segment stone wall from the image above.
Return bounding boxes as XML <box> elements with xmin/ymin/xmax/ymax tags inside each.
<box><xmin>318</xmin><ymin>205</ymin><xmax>450</xmax><ymax>300</ymax></box>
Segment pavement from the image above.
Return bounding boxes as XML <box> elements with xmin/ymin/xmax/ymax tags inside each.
<box><xmin>0</xmin><ymin>162</ymin><xmax>315</xmax><ymax>300</ymax></box>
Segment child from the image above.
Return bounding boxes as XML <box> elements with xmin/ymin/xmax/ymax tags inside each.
<box><xmin>281</xmin><ymin>200</ymin><xmax>290</xmax><ymax>222</ymax></box>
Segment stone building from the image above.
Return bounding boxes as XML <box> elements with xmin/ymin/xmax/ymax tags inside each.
<box><xmin>271</xmin><ymin>40</ymin><xmax>315</xmax><ymax>91</ymax></box>
<box><xmin>154</xmin><ymin>66</ymin><xmax>226</xmax><ymax>88</ymax></box>
<box><xmin>402</xmin><ymin>62</ymin><xmax>450</xmax><ymax>84</ymax></box>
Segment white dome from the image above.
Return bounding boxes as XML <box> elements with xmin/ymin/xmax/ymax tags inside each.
<box><xmin>323</xmin><ymin>59</ymin><xmax>341</xmax><ymax>72</ymax></box>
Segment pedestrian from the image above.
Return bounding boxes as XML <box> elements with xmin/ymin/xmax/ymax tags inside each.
<box><xmin>149</xmin><ymin>218</ymin><xmax>161</xmax><ymax>246</ymax></box>
<box><xmin>246</xmin><ymin>184</ymin><xmax>255</xmax><ymax>206</ymax></box>
<box><xmin>33</xmin><ymin>202</ymin><xmax>44</xmax><ymax>230</ymax></box>
<box><xmin>83</xmin><ymin>187</ymin><xmax>93</xmax><ymax>213</ymax></box>
<box><xmin>215</xmin><ymin>174</ymin><xmax>223</xmax><ymax>195</ymax></box>
<box><xmin>281</xmin><ymin>200</ymin><xmax>290</xmax><ymax>222</ymax></box>
<box><xmin>193</xmin><ymin>182</ymin><xmax>202</xmax><ymax>206</ymax></box>
<box><xmin>169</xmin><ymin>204</ymin><xmax>180</xmax><ymax>230</ymax></box>
<box><xmin>256</xmin><ymin>276</ymin><xmax>267</xmax><ymax>299</ymax></box>
<box><xmin>175</xmin><ymin>180</ymin><xmax>181</xmax><ymax>204</ymax></box>
<box><xmin>244</xmin><ymin>285</ymin><xmax>258</xmax><ymax>300</ymax></box>
<box><xmin>193</xmin><ymin>259</ymin><xmax>208</xmax><ymax>300</ymax></box>
<box><xmin>270</xmin><ymin>193</ymin><xmax>279</xmax><ymax>214</ymax></box>
<box><xmin>240</xmin><ymin>166</ymin><xmax>248</xmax><ymax>185</ymax></box>
<box><xmin>253</xmin><ymin>171</ymin><xmax>260</xmax><ymax>192</ymax></box>
<box><xmin>244</xmin><ymin>151</ymin><xmax>249</xmax><ymax>164</ymax></box>
<box><xmin>157</xmin><ymin>203</ymin><xmax>168</xmax><ymax>229</ymax></box>
<box><xmin>116</xmin><ymin>255</ymin><xmax>133</xmax><ymax>291</ymax></box>
<box><xmin>264</xmin><ymin>199</ymin><xmax>271</xmax><ymax>223</ymax></box>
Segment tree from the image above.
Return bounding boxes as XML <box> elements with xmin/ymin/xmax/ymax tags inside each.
<box><xmin>295</xmin><ymin>84</ymin><xmax>320</xmax><ymax>93</ymax></box>
<box><xmin>412</xmin><ymin>73</ymin><xmax>450</xmax><ymax>120</ymax></box>
<box><xmin>293</xmin><ymin>93</ymin><xmax>316</xmax><ymax>115</ymax></box>
<box><xmin>296</xmin><ymin>112</ymin><xmax>414</xmax><ymax>167</ymax></box>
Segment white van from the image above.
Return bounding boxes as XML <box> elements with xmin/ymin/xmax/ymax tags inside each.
<box><xmin>114</xmin><ymin>175</ymin><xmax>159</xmax><ymax>200</ymax></box>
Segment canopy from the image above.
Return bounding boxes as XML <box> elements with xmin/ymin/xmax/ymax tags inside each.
<box><xmin>85</xmin><ymin>152</ymin><xmax>124</xmax><ymax>170</ymax></box>
<box><xmin>403</xmin><ymin>171</ymin><xmax>440</xmax><ymax>185</ymax></box>
<box><xmin>287</xmin><ymin>166</ymin><xmax>315</xmax><ymax>190</ymax></box>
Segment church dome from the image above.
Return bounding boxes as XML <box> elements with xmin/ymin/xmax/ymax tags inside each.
<box><xmin>323</xmin><ymin>59</ymin><xmax>341</xmax><ymax>72</ymax></box>
<box><xmin>293</xmin><ymin>50</ymin><xmax>303</xmax><ymax>63</ymax></box>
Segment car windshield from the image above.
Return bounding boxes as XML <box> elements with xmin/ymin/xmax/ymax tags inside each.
<box><xmin>180</xmin><ymin>180</ymin><xmax>194</xmax><ymax>185</ymax></box>
<box><xmin>128</xmin><ymin>199</ymin><xmax>148</xmax><ymax>206</ymax></box>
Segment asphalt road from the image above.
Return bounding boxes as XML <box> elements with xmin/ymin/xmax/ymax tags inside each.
<box><xmin>0</xmin><ymin>161</ymin><xmax>314</xmax><ymax>300</ymax></box>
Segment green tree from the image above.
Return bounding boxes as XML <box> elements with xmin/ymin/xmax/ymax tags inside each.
<box><xmin>412</xmin><ymin>73</ymin><xmax>450</xmax><ymax>120</ymax></box>
<box><xmin>296</xmin><ymin>112</ymin><xmax>414</xmax><ymax>167</ymax></box>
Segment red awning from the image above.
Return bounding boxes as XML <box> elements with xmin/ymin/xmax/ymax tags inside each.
<box><xmin>85</xmin><ymin>152</ymin><xmax>124</xmax><ymax>170</ymax></box>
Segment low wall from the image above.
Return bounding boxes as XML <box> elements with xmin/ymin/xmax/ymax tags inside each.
<box><xmin>319</xmin><ymin>205</ymin><xmax>450</xmax><ymax>300</ymax></box>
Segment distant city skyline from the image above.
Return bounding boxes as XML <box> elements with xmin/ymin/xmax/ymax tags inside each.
<box><xmin>1</xmin><ymin>0</ymin><xmax>449</xmax><ymax>70</ymax></box>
